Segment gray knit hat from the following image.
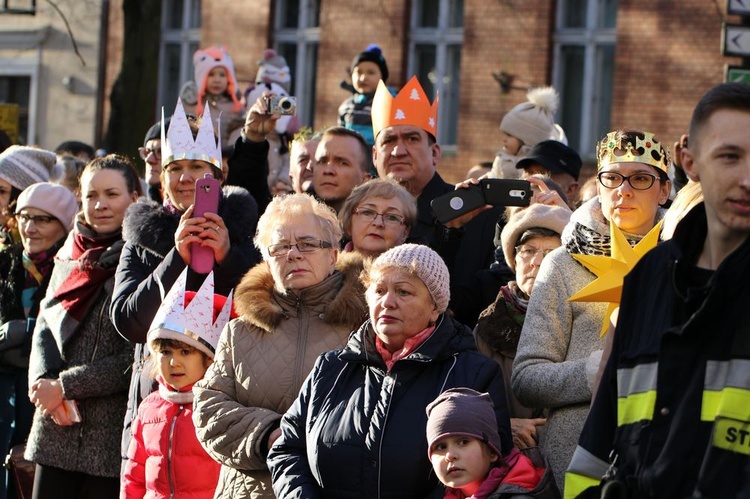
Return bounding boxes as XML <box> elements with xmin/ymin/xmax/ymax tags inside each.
<box><xmin>500</xmin><ymin>87</ymin><xmax>559</xmax><ymax>147</ymax></box>
<box><xmin>16</xmin><ymin>182</ymin><xmax>79</xmax><ymax>232</ymax></box>
<box><xmin>501</xmin><ymin>204</ymin><xmax>570</xmax><ymax>272</ymax></box>
<box><xmin>370</xmin><ymin>243</ymin><xmax>450</xmax><ymax>313</ymax></box>
<box><xmin>426</xmin><ymin>388</ymin><xmax>503</xmax><ymax>457</ymax></box>
<box><xmin>0</xmin><ymin>146</ymin><xmax>56</xmax><ymax>190</ymax></box>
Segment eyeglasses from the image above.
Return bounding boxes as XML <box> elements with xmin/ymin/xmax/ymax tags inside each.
<box><xmin>15</xmin><ymin>213</ymin><xmax>56</xmax><ymax>226</ymax></box>
<box><xmin>515</xmin><ymin>245</ymin><xmax>555</xmax><ymax>262</ymax></box>
<box><xmin>267</xmin><ymin>239</ymin><xmax>333</xmax><ymax>257</ymax></box>
<box><xmin>353</xmin><ymin>208</ymin><xmax>405</xmax><ymax>226</ymax></box>
<box><xmin>138</xmin><ymin>146</ymin><xmax>162</xmax><ymax>161</ymax></box>
<box><xmin>597</xmin><ymin>171</ymin><xmax>660</xmax><ymax>190</ymax></box>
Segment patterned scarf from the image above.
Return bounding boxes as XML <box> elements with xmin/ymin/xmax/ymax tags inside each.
<box><xmin>500</xmin><ymin>282</ymin><xmax>528</xmax><ymax>326</ymax></box>
<box><xmin>52</xmin><ymin>220</ymin><xmax>124</xmax><ymax>322</ymax></box>
<box><xmin>21</xmin><ymin>245</ymin><xmax>60</xmax><ymax>316</ymax></box>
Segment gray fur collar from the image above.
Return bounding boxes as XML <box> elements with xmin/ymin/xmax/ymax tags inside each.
<box><xmin>122</xmin><ymin>185</ymin><xmax>258</xmax><ymax>258</ymax></box>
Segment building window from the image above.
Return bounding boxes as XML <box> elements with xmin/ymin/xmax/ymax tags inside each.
<box><xmin>0</xmin><ymin>75</ymin><xmax>31</xmax><ymax>145</ymax></box>
<box><xmin>274</xmin><ymin>0</ymin><xmax>320</xmax><ymax>126</ymax></box>
<box><xmin>409</xmin><ymin>0</ymin><xmax>464</xmax><ymax>147</ymax></box>
<box><xmin>553</xmin><ymin>0</ymin><xmax>617</xmax><ymax>158</ymax></box>
<box><xmin>158</xmin><ymin>0</ymin><xmax>202</xmax><ymax>113</ymax></box>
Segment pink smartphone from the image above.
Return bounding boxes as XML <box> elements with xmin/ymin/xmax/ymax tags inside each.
<box><xmin>190</xmin><ymin>173</ymin><xmax>220</xmax><ymax>274</ymax></box>
<box><xmin>63</xmin><ymin>399</ymin><xmax>81</xmax><ymax>423</ymax></box>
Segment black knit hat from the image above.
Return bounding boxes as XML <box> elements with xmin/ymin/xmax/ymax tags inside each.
<box><xmin>143</xmin><ymin>118</ymin><xmax>171</xmax><ymax>147</ymax></box>
<box><xmin>350</xmin><ymin>44</ymin><xmax>389</xmax><ymax>83</ymax></box>
<box><xmin>426</xmin><ymin>388</ymin><xmax>503</xmax><ymax>458</ymax></box>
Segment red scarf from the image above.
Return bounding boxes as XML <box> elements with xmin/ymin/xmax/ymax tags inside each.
<box><xmin>52</xmin><ymin>227</ymin><xmax>122</xmax><ymax>322</ymax></box>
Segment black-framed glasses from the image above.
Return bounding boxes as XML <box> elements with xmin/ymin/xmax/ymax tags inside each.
<box><xmin>267</xmin><ymin>239</ymin><xmax>333</xmax><ymax>257</ymax></box>
<box><xmin>138</xmin><ymin>146</ymin><xmax>162</xmax><ymax>161</ymax></box>
<box><xmin>515</xmin><ymin>245</ymin><xmax>555</xmax><ymax>262</ymax></box>
<box><xmin>15</xmin><ymin>213</ymin><xmax>56</xmax><ymax>226</ymax></box>
<box><xmin>597</xmin><ymin>171</ymin><xmax>659</xmax><ymax>190</ymax></box>
<box><xmin>353</xmin><ymin>208</ymin><xmax>405</xmax><ymax>226</ymax></box>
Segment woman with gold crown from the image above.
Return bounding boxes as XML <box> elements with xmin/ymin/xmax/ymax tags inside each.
<box><xmin>511</xmin><ymin>130</ymin><xmax>671</xmax><ymax>492</ymax></box>
<box><xmin>110</xmin><ymin>98</ymin><xmax>261</xmax><ymax>465</ymax></box>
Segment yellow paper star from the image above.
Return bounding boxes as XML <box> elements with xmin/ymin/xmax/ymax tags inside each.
<box><xmin>567</xmin><ymin>219</ymin><xmax>662</xmax><ymax>337</ymax></box>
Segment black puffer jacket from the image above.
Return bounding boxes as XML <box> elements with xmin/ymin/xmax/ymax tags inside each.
<box><xmin>268</xmin><ymin>314</ymin><xmax>512</xmax><ymax>499</ymax></box>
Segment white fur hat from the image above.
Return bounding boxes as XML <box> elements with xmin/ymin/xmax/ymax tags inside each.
<box><xmin>500</xmin><ymin>87</ymin><xmax>559</xmax><ymax>147</ymax></box>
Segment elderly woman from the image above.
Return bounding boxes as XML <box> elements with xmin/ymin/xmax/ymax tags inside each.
<box><xmin>110</xmin><ymin>99</ymin><xmax>260</xmax><ymax>461</ymax></box>
<box><xmin>474</xmin><ymin>204</ymin><xmax>570</xmax><ymax>450</ymax></box>
<box><xmin>0</xmin><ymin>183</ymin><xmax>78</xmax><ymax>498</ymax></box>
<box><xmin>339</xmin><ymin>177</ymin><xmax>416</xmax><ymax>257</ymax></box>
<box><xmin>268</xmin><ymin>243</ymin><xmax>512</xmax><ymax>498</ymax></box>
<box><xmin>192</xmin><ymin>193</ymin><xmax>367</xmax><ymax>498</ymax></box>
<box><xmin>511</xmin><ymin>130</ymin><xmax>671</xmax><ymax>491</ymax></box>
<box><xmin>26</xmin><ymin>156</ymin><xmax>142</xmax><ymax>497</ymax></box>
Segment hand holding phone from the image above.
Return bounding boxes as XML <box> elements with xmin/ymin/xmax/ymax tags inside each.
<box><xmin>190</xmin><ymin>173</ymin><xmax>220</xmax><ymax>274</ymax></box>
<box><xmin>431</xmin><ymin>179</ymin><xmax>532</xmax><ymax>224</ymax></box>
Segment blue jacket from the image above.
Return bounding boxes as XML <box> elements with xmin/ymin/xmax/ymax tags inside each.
<box><xmin>268</xmin><ymin>314</ymin><xmax>512</xmax><ymax>499</ymax></box>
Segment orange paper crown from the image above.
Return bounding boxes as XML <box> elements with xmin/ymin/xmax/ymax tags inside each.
<box><xmin>371</xmin><ymin>76</ymin><xmax>439</xmax><ymax>140</ymax></box>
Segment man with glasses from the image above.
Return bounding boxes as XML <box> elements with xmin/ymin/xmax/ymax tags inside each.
<box><xmin>566</xmin><ymin>83</ymin><xmax>750</xmax><ymax>498</ymax></box>
<box><xmin>139</xmin><ymin>120</ymin><xmax>168</xmax><ymax>203</ymax></box>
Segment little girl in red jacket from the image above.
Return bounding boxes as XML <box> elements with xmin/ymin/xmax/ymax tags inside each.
<box><xmin>121</xmin><ymin>270</ymin><xmax>235</xmax><ymax>499</ymax></box>
<box><xmin>427</xmin><ymin>388</ymin><xmax>560</xmax><ymax>499</ymax></box>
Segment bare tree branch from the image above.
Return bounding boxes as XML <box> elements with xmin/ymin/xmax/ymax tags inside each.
<box><xmin>45</xmin><ymin>0</ymin><xmax>86</xmax><ymax>66</ymax></box>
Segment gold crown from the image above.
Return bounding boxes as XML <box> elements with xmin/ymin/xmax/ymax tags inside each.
<box><xmin>371</xmin><ymin>76</ymin><xmax>439</xmax><ymax>139</ymax></box>
<box><xmin>596</xmin><ymin>131</ymin><xmax>671</xmax><ymax>173</ymax></box>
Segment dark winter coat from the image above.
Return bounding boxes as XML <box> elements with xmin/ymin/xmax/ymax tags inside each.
<box><xmin>267</xmin><ymin>314</ymin><xmax>513</xmax><ymax>499</ymax></box>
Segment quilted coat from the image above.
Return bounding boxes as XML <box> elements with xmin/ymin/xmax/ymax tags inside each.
<box><xmin>122</xmin><ymin>382</ymin><xmax>220</xmax><ymax>499</ymax></box>
<box><xmin>192</xmin><ymin>252</ymin><xmax>367</xmax><ymax>499</ymax></box>
<box><xmin>267</xmin><ymin>314</ymin><xmax>513</xmax><ymax>499</ymax></box>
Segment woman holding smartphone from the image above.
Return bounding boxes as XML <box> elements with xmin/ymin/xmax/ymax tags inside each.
<box><xmin>110</xmin><ymin>98</ymin><xmax>264</xmax><ymax>462</ymax></box>
<box><xmin>25</xmin><ymin>156</ymin><xmax>141</xmax><ymax>498</ymax></box>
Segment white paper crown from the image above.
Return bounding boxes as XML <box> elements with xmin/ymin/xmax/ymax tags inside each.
<box><xmin>148</xmin><ymin>269</ymin><xmax>233</xmax><ymax>359</ymax></box>
<box><xmin>161</xmin><ymin>98</ymin><xmax>222</xmax><ymax>169</ymax></box>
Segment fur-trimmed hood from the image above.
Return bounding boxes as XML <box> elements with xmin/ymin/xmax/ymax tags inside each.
<box><xmin>122</xmin><ymin>185</ymin><xmax>258</xmax><ymax>258</ymax></box>
<box><xmin>234</xmin><ymin>251</ymin><xmax>367</xmax><ymax>333</ymax></box>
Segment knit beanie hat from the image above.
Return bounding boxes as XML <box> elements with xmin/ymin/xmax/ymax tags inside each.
<box><xmin>15</xmin><ymin>182</ymin><xmax>79</xmax><ymax>232</ymax></box>
<box><xmin>256</xmin><ymin>49</ymin><xmax>292</xmax><ymax>94</ymax></box>
<box><xmin>370</xmin><ymin>243</ymin><xmax>449</xmax><ymax>313</ymax></box>
<box><xmin>143</xmin><ymin>118</ymin><xmax>171</xmax><ymax>147</ymax></box>
<box><xmin>500</xmin><ymin>87</ymin><xmax>559</xmax><ymax>147</ymax></box>
<box><xmin>501</xmin><ymin>203</ymin><xmax>570</xmax><ymax>272</ymax></box>
<box><xmin>0</xmin><ymin>146</ymin><xmax>56</xmax><ymax>190</ymax></box>
<box><xmin>351</xmin><ymin>44</ymin><xmax>389</xmax><ymax>84</ymax></box>
<box><xmin>426</xmin><ymin>388</ymin><xmax>503</xmax><ymax>457</ymax></box>
<box><xmin>193</xmin><ymin>45</ymin><xmax>243</xmax><ymax>115</ymax></box>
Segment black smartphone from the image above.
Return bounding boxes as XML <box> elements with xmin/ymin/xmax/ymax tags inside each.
<box><xmin>480</xmin><ymin>179</ymin><xmax>532</xmax><ymax>207</ymax></box>
<box><xmin>431</xmin><ymin>184</ymin><xmax>487</xmax><ymax>224</ymax></box>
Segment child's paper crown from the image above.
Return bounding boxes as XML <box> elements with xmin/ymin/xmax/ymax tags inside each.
<box><xmin>147</xmin><ymin>269</ymin><xmax>235</xmax><ymax>359</ymax></box>
<box><xmin>371</xmin><ymin>76</ymin><xmax>439</xmax><ymax>140</ymax></box>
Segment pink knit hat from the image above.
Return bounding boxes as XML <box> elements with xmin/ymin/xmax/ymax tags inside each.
<box><xmin>16</xmin><ymin>182</ymin><xmax>79</xmax><ymax>232</ymax></box>
<box><xmin>370</xmin><ymin>243</ymin><xmax>450</xmax><ymax>313</ymax></box>
<box><xmin>193</xmin><ymin>45</ymin><xmax>243</xmax><ymax>115</ymax></box>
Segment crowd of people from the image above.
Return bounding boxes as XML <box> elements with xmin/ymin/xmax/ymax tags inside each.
<box><xmin>0</xmin><ymin>42</ymin><xmax>747</xmax><ymax>499</ymax></box>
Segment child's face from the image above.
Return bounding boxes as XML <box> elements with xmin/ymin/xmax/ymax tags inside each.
<box><xmin>352</xmin><ymin>61</ymin><xmax>382</xmax><ymax>94</ymax></box>
<box><xmin>157</xmin><ymin>345</ymin><xmax>211</xmax><ymax>391</ymax></box>
<box><xmin>207</xmin><ymin>67</ymin><xmax>229</xmax><ymax>95</ymax></box>
<box><xmin>430</xmin><ymin>436</ymin><xmax>498</xmax><ymax>496</ymax></box>
<box><xmin>500</xmin><ymin>131</ymin><xmax>524</xmax><ymax>156</ymax></box>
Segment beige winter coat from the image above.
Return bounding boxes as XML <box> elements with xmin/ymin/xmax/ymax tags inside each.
<box><xmin>192</xmin><ymin>252</ymin><xmax>367</xmax><ymax>499</ymax></box>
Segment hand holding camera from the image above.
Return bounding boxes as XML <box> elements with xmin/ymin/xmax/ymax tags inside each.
<box><xmin>243</xmin><ymin>92</ymin><xmax>296</xmax><ymax>142</ymax></box>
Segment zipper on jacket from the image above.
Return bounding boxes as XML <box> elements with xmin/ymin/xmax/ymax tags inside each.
<box><xmin>167</xmin><ymin>405</ymin><xmax>183</xmax><ymax>499</ymax></box>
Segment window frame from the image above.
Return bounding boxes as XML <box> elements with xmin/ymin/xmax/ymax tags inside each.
<box><xmin>0</xmin><ymin>29</ymin><xmax>44</xmax><ymax>145</ymax></box>
<box><xmin>157</xmin><ymin>0</ymin><xmax>202</xmax><ymax>114</ymax></box>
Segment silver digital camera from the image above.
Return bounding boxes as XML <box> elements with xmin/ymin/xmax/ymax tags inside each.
<box><xmin>266</xmin><ymin>95</ymin><xmax>297</xmax><ymax>116</ymax></box>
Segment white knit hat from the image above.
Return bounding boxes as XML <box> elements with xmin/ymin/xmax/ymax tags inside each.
<box><xmin>15</xmin><ymin>182</ymin><xmax>79</xmax><ymax>232</ymax></box>
<box><xmin>501</xmin><ymin>204</ymin><xmax>571</xmax><ymax>272</ymax></box>
<box><xmin>370</xmin><ymin>243</ymin><xmax>450</xmax><ymax>313</ymax></box>
<box><xmin>500</xmin><ymin>87</ymin><xmax>559</xmax><ymax>147</ymax></box>
<box><xmin>0</xmin><ymin>146</ymin><xmax>56</xmax><ymax>190</ymax></box>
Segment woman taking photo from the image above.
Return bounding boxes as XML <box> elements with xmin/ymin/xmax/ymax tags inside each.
<box><xmin>110</xmin><ymin>99</ymin><xmax>260</xmax><ymax>460</ymax></box>
<box><xmin>0</xmin><ymin>182</ymin><xmax>78</xmax><ymax>499</ymax></box>
<box><xmin>193</xmin><ymin>193</ymin><xmax>367</xmax><ymax>498</ymax></box>
<box><xmin>338</xmin><ymin>178</ymin><xmax>415</xmax><ymax>257</ymax></box>
<box><xmin>511</xmin><ymin>130</ymin><xmax>671</xmax><ymax>491</ymax></box>
<box><xmin>25</xmin><ymin>155</ymin><xmax>141</xmax><ymax>498</ymax></box>
<box><xmin>268</xmin><ymin>244</ymin><xmax>512</xmax><ymax>498</ymax></box>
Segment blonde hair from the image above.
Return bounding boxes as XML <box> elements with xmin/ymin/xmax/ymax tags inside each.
<box><xmin>661</xmin><ymin>181</ymin><xmax>703</xmax><ymax>240</ymax></box>
<box><xmin>339</xmin><ymin>178</ymin><xmax>417</xmax><ymax>237</ymax></box>
<box><xmin>254</xmin><ymin>193</ymin><xmax>342</xmax><ymax>257</ymax></box>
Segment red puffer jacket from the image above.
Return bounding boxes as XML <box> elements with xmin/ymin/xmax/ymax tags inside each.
<box><xmin>121</xmin><ymin>381</ymin><xmax>220</xmax><ymax>499</ymax></box>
